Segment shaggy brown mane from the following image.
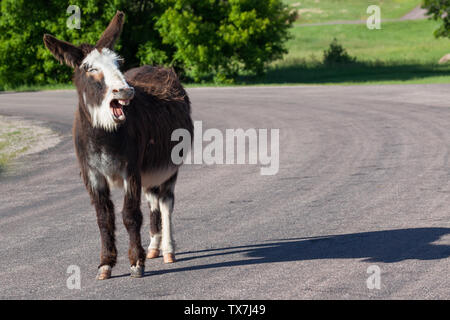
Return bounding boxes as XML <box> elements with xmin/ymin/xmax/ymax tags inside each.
<box><xmin>125</xmin><ymin>66</ymin><xmax>187</xmax><ymax>102</ymax></box>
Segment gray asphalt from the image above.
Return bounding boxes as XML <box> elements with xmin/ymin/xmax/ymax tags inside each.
<box><xmin>0</xmin><ymin>84</ymin><xmax>449</xmax><ymax>299</ymax></box>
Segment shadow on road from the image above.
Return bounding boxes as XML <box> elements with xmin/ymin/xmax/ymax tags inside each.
<box><xmin>113</xmin><ymin>228</ymin><xmax>450</xmax><ymax>278</ymax></box>
<box><xmin>237</xmin><ymin>62</ymin><xmax>450</xmax><ymax>85</ymax></box>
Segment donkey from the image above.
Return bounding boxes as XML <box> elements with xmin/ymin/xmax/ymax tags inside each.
<box><xmin>43</xmin><ymin>11</ymin><xmax>193</xmax><ymax>279</ymax></box>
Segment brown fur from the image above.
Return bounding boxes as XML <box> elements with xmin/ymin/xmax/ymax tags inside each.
<box><xmin>43</xmin><ymin>11</ymin><xmax>193</xmax><ymax>276</ymax></box>
<box><xmin>125</xmin><ymin>66</ymin><xmax>187</xmax><ymax>102</ymax></box>
<box><xmin>95</xmin><ymin>11</ymin><xmax>125</xmax><ymax>50</ymax></box>
<box><xmin>43</xmin><ymin>34</ymin><xmax>84</xmax><ymax>68</ymax></box>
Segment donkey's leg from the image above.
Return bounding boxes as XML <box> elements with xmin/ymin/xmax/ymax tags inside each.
<box><xmin>86</xmin><ymin>170</ymin><xmax>117</xmax><ymax>280</ymax></box>
<box><xmin>145</xmin><ymin>187</ymin><xmax>162</xmax><ymax>259</ymax></box>
<box><xmin>122</xmin><ymin>174</ymin><xmax>146</xmax><ymax>277</ymax></box>
<box><xmin>159</xmin><ymin>172</ymin><xmax>178</xmax><ymax>263</ymax></box>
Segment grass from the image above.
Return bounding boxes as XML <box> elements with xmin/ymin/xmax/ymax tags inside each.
<box><xmin>1</xmin><ymin>4</ymin><xmax>448</xmax><ymax>90</ymax></box>
<box><xmin>283</xmin><ymin>19</ymin><xmax>449</xmax><ymax>63</ymax></box>
<box><xmin>237</xmin><ymin>19</ymin><xmax>450</xmax><ymax>85</ymax></box>
<box><xmin>1</xmin><ymin>83</ymin><xmax>74</xmax><ymax>92</ymax></box>
<box><xmin>0</xmin><ymin>129</ymin><xmax>29</xmax><ymax>173</ymax></box>
<box><xmin>0</xmin><ymin>141</ymin><xmax>9</xmax><ymax>173</ymax></box>
<box><xmin>239</xmin><ymin>61</ymin><xmax>450</xmax><ymax>85</ymax></box>
<box><xmin>285</xmin><ymin>0</ymin><xmax>422</xmax><ymax>24</ymax></box>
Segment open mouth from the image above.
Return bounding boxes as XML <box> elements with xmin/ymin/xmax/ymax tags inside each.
<box><xmin>110</xmin><ymin>99</ymin><xmax>130</xmax><ymax>122</ymax></box>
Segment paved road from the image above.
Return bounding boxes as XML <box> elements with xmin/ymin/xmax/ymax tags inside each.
<box><xmin>0</xmin><ymin>84</ymin><xmax>449</xmax><ymax>299</ymax></box>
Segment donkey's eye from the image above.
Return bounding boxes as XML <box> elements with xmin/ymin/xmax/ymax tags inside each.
<box><xmin>88</xmin><ymin>68</ymin><xmax>98</xmax><ymax>73</ymax></box>
<box><xmin>116</xmin><ymin>59</ymin><xmax>124</xmax><ymax>66</ymax></box>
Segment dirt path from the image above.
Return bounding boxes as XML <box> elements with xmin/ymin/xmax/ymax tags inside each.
<box><xmin>0</xmin><ymin>114</ymin><xmax>61</xmax><ymax>172</ymax></box>
<box><xmin>400</xmin><ymin>6</ymin><xmax>429</xmax><ymax>21</ymax></box>
<box><xmin>297</xmin><ymin>5</ymin><xmax>429</xmax><ymax>27</ymax></box>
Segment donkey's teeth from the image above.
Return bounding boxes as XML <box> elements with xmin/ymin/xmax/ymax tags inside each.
<box><xmin>118</xmin><ymin>100</ymin><xmax>130</xmax><ymax>106</ymax></box>
<box><xmin>111</xmin><ymin>104</ymin><xmax>124</xmax><ymax>119</ymax></box>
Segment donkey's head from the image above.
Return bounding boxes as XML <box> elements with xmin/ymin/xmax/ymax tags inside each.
<box><xmin>43</xmin><ymin>11</ymin><xmax>134</xmax><ymax>131</ymax></box>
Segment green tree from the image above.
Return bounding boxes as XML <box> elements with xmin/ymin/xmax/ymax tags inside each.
<box><xmin>142</xmin><ymin>0</ymin><xmax>296</xmax><ymax>82</ymax></box>
<box><xmin>0</xmin><ymin>0</ymin><xmax>295</xmax><ymax>89</ymax></box>
<box><xmin>0</xmin><ymin>0</ymin><xmax>162</xmax><ymax>89</ymax></box>
<box><xmin>423</xmin><ymin>0</ymin><xmax>450</xmax><ymax>38</ymax></box>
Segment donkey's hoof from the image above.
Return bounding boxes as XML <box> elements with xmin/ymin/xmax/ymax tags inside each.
<box><xmin>146</xmin><ymin>249</ymin><xmax>160</xmax><ymax>259</ymax></box>
<box><xmin>130</xmin><ymin>264</ymin><xmax>144</xmax><ymax>278</ymax></box>
<box><xmin>163</xmin><ymin>253</ymin><xmax>176</xmax><ymax>264</ymax></box>
<box><xmin>96</xmin><ymin>265</ymin><xmax>112</xmax><ymax>280</ymax></box>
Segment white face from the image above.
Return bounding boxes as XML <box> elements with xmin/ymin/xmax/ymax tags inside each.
<box><xmin>81</xmin><ymin>48</ymin><xmax>134</xmax><ymax>131</ymax></box>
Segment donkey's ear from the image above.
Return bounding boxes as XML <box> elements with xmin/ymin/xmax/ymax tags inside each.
<box><xmin>43</xmin><ymin>34</ymin><xmax>84</xmax><ymax>68</ymax></box>
<box><xmin>95</xmin><ymin>11</ymin><xmax>124</xmax><ymax>50</ymax></box>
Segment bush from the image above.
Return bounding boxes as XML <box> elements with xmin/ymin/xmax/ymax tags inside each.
<box><xmin>422</xmin><ymin>0</ymin><xmax>450</xmax><ymax>38</ymax></box>
<box><xmin>147</xmin><ymin>0</ymin><xmax>296</xmax><ymax>82</ymax></box>
<box><xmin>0</xmin><ymin>0</ymin><xmax>165</xmax><ymax>90</ymax></box>
<box><xmin>323</xmin><ymin>38</ymin><xmax>356</xmax><ymax>66</ymax></box>
<box><xmin>0</xmin><ymin>0</ymin><xmax>295</xmax><ymax>89</ymax></box>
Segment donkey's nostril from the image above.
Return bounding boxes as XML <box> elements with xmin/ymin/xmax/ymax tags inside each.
<box><xmin>112</xmin><ymin>87</ymin><xmax>134</xmax><ymax>100</ymax></box>
<box><xmin>123</xmin><ymin>87</ymin><xmax>134</xmax><ymax>99</ymax></box>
